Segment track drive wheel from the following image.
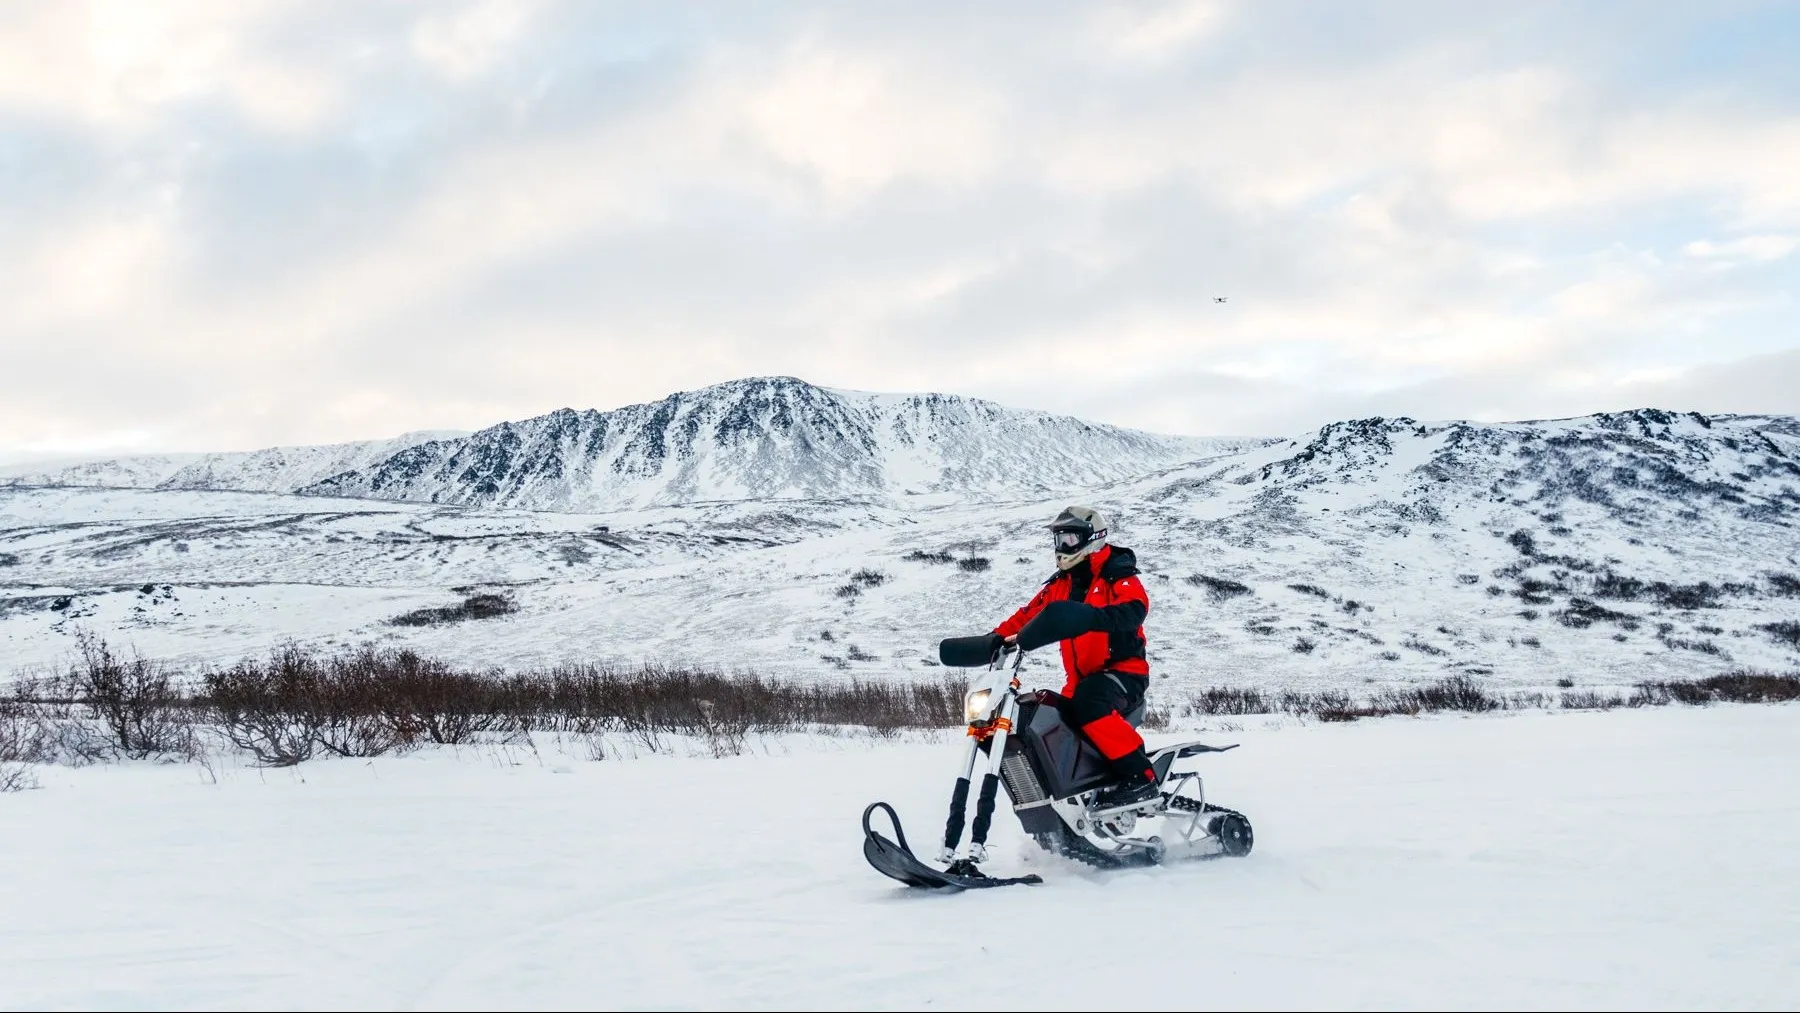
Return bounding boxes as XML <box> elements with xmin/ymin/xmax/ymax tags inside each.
<box><xmin>1214</xmin><ymin>812</ymin><xmax>1254</xmax><ymax>857</ymax></box>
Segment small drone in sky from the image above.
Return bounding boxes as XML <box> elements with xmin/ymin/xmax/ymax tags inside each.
<box><xmin>1213</xmin><ymin>297</ymin><xmax>1228</xmax><ymax>304</ymax></box>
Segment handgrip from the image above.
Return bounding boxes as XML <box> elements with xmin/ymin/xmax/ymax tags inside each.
<box><xmin>939</xmin><ymin>633</ymin><xmax>1003</xmax><ymax>667</ymax></box>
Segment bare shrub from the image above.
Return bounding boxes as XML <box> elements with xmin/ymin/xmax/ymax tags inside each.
<box><xmin>498</xmin><ymin>660</ymin><xmax>958</xmax><ymax>743</ymax></box>
<box><xmin>1652</xmin><ymin>582</ymin><xmax>1722</xmax><ymax>610</ymax></box>
<box><xmin>0</xmin><ymin>762</ymin><xmax>33</xmax><ymax>792</ymax></box>
<box><xmin>1182</xmin><ymin>686</ymin><xmax>1270</xmax><ymax>716</ymax></box>
<box><xmin>309</xmin><ymin>649</ymin><xmax>420</xmax><ymax>757</ymax></box>
<box><xmin>1698</xmin><ymin>671</ymin><xmax>1800</xmax><ymax>702</ymax></box>
<box><xmin>1637</xmin><ymin>671</ymin><xmax>1800</xmax><ymax>705</ymax></box>
<box><xmin>1758</xmin><ymin>621</ymin><xmax>1800</xmax><ymax>649</ymax></box>
<box><xmin>1162</xmin><ymin>670</ymin><xmax>1798</xmax><ymax>726</ymax></box>
<box><xmin>902</xmin><ymin>549</ymin><xmax>955</xmax><ymax>564</ymax></box>
<box><xmin>1661</xmin><ymin>637</ymin><xmax>1723</xmax><ymax>656</ymax></box>
<box><xmin>1592</xmin><ymin>572</ymin><xmax>1646</xmax><ymax>600</ymax></box>
<box><xmin>1277</xmin><ymin>690</ymin><xmax>1352</xmax><ymax>719</ymax></box>
<box><xmin>1277</xmin><ymin>677</ymin><xmax>1504</xmax><ymax>722</ymax></box>
<box><xmin>849</xmin><ymin>568</ymin><xmax>888</xmax><ymax>588</ymax></box>
<box><xmin>203</xmin><ymin>646</ymin><xmax>325</xmax><ymax>766</ymax></box>
<box><xmin>1766</xmin><ymin>572</ymin><xmax>1800</xmax><ymax>597</ymax></box>
<box><xmin>365</xmin><ymin>649</ymin><xmax>507</xmax><ymax>746</ymax></box>
<box><xmin>1292</xmin><ymin>637</ymin><xmax>1317</xmax><ymax>654</ymax></box>
<box><xmin>1397</xmin><ymin>676</ymin><xmax>1502</xmax><ymax>712</ymax></box>
<box><xmin>202</xmin><ymin>646</ymin><xmax>502</xmax><ymax>762</ymax></box>
<box><xmin>391</xmin><ymin>593</ymin><xmax>517</xmax><ymax>627</ymax></box>
<box><xmin>0</xmin><ymin>692</ymin><xmax>49</xmax><ymax>756</ymax></box>
<box><xmin>957</xmin><ymin>557</ymin><xmax>991</xmax><ymax>572</ymax></box>
<box><xmin>833</xmin><ymin>583</ymin><xmax>861</xmax><ymax>600</ymax></box>
<box><xmin>1186</xmin><ymin>574</ymin><xmax>1252</xmax><ymax>601</ymax></box>
<box><xmin>1561</xmin><ymin>690</ymin><xmax>1623</xmax><ymax>710</ymax></box>
<box><xmin>1556</xmin><ymin>597</ymin><xmax>1635</xmax><ymax>629</ymax></box>
<box><xmin>1</xmin><ymin>694</ymin><xmax>50</xmax><ymax>791</ymax></box>
<box><xmin>1287</xmin><ymin>583</ymin><xmax>1330</xmax><ymax>599</ymax></box>
<box><xmin>1137</xmin><ymin>707</ymin><xmax>1171</xmax><ymax>731</ymax></box>
<box><xmin>68</xmin><ymin>634</ymin><xmax>195</xmax><ymax>759</ymax></box>
<box><xmin>1507</xmin><ymin>530</ymin><xmax>1537</xmax><ymax>555</ymax></box>
<box><xmin>1513</xmin><ymin>579</ymin><xmax>1556</xmax><ymax>605</ymax></box>
<box><xmin>1402</xmin><ymin>635</ymin><xmax>1448</xmax><ymax>657</ymax></box>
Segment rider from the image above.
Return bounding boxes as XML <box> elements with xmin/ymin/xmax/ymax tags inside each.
<box><xmin>993</xmin><ymin>505</ymin><xmax>1159</xmax><ymax>809</ymax></box>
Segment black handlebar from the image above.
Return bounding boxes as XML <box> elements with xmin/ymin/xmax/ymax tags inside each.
<box><xmin>938</xmin><ymin>633</ymin><xmax>1003</xmax><ymax>667</ymax></box>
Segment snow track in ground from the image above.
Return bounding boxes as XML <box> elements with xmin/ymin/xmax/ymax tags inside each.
<box><xmin>3</xmin><ymin>705</ymin><xmax>1797</xmax><ymax>1010</ymax></box>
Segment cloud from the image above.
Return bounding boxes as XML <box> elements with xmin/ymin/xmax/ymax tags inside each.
<box><xmin>1016</xmin><ymin>347</ymin><xmax>1800</xmax><ymax>440</ymax></box>
<box><xmin>1098</xmin><ymin>0</ymin><xmax>1225</xmax><ymax>58</ymax></box>
<box><xmin>1684</xmin><ymin>234</ymin><xmax>1798</xmax><ymax>264</ymax></box>
<box><xmin>2</xmin><ymin>1</ymin><xmax>1799</xmax><ymax>464</ymax></box>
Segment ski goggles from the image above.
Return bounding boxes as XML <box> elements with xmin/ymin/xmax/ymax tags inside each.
<box><xmin>1053</xmin><ymin>528</ymin><xmax>1091</xmax><ymax>552</ymax></box>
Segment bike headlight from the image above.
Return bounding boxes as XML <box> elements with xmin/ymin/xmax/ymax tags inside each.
<box><xmin>964</xmin><ymin>688</ymin><xmax>993</xmax><ymax>722</ymax></box>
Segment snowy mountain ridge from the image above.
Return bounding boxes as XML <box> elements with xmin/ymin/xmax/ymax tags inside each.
<box><xmin>0</xmin><ymin>431</ymin><xmax>465</xmax><ymax>495</ymax></box>
<box><xmin>2</xmin><ymin>378</ymin><xmax>1248</xmax><ymax>511</ymax></box>
<box><xmin>300</xmin><ymin>376</ymin><xmax>1246</xmax><ymax>510</ymax></box>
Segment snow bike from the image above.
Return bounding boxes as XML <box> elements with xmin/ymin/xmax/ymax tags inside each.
<box><xmin>863</xmin><ymin>602</ymin><xmax>1254</xmax><ymax>890</ymax></box>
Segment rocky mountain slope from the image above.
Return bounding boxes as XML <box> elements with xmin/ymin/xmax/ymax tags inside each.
<box><xmin>300</xmin><ymin>377</ymin><xmax>1243</xmax><ymax>510</ymax></box>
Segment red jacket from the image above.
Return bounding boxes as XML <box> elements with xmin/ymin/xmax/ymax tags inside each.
<box><xmin>994</xmin><ymin>544</ymin><xmax>1150</xmax><ymax>696</ymax></box>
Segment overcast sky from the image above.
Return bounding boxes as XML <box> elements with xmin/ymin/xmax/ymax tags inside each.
<box><xmin>3</xmin><ymin>1</ymin><xmax>1798</xmax><ymax>463</ymax></box>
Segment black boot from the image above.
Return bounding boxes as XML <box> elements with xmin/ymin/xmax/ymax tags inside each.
<box><xmin>1092</xmin><ymin>755</ymin><xmax>1160</xmax><ymax>810</ymax></box>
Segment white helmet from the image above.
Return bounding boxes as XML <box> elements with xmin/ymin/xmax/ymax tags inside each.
<box><xmin>1048</xmin><ymin>505</ymin><xmax>1110</xmax><ymax>571</ymax></box>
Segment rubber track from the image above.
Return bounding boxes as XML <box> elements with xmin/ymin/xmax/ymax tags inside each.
<box><xmin>1033</xmin><ymin>826</ymin><xmax>1143</xmax><ymax>870</ymax></box>
<box><xmin>1165</xmin><ymin>796</ymin><xmax>1246</xmax><ymax>819</ymax></box>
<box><xmin>1033</xmin><ymin>795</ymin><xmax>1244</xmax><ymax>869</ymax></box>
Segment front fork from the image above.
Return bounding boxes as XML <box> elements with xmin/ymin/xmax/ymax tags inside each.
<box><xmin>939</xmin><ymin>692</ymin><xmax>1017</xmax><ymax>864</ymax></box>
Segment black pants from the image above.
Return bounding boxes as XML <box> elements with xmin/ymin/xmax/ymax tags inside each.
<box><xmin>1065</xmin><ymin>671</ymin><xmax>1147</xmax><ymax>726</ymax></box>
<box><xmin>1064</xmin><ymin>672</ymin><xmax>1152</xmax><ymax>777</ymax></box>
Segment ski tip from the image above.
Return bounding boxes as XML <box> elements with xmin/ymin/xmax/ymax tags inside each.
<box><xmin>862</xmin><ymin>801</ymin><xmax>1044</xmax><ymax>890</ymax></box>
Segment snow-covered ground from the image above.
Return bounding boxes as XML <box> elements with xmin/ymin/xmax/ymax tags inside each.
<box><xmin>3</xmin><ymin>704</ymin><xmax>1796</xmax><ymax>1010</ymax></box>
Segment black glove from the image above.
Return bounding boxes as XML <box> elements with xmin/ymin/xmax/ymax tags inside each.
<box><xmin>1015</xmin><ymin>600</ymin><xmax>1102</xmax><ymax>651</ymax></box>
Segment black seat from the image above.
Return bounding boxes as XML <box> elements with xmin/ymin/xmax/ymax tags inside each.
<box><xmin>1150</xmin><ymin>750</ymin><xmax>1175</xmax><ymax>784</ymax></box>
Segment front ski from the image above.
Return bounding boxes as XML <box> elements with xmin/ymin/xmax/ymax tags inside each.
<box><xmin>862</xmin><ymin>802</ymin><xmax>1042</xmax><ymax>890</ymax></box>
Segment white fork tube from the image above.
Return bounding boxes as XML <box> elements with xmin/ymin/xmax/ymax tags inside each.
<box><xmin>985</xmin><ymin>694</ymin><xmax>1017</xmax><ymax>776</ymax></box>
<box><xmin>968</xmin><ymin>693</ymin><xmax>1019</xmax><ymax>852</ymax></box>
<box><xmin>954</xmin><ymin>733</ymin><xmax>982</xmax><ymax>780</ymax></box>
<box><xmin>939</xmin><ymin>735</ymin><xmax>982</xmax><ymax>860</ymax></box>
